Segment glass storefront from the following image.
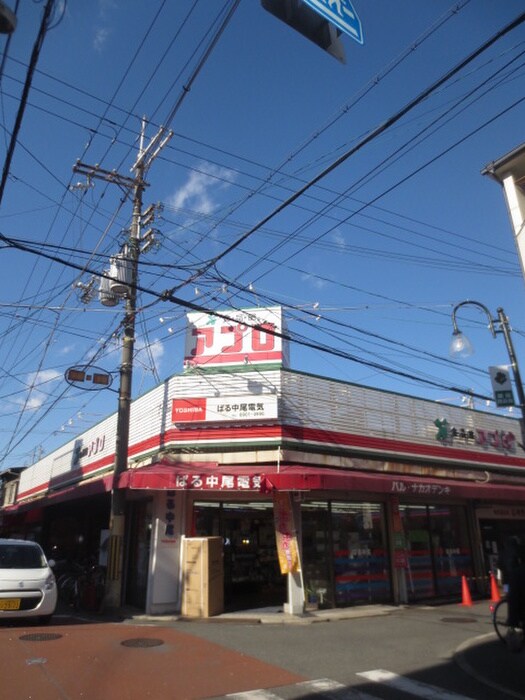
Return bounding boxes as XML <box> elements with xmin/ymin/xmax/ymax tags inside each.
<box><xmin>302</xmin><ymin>500</ymin><xmax>391</xmax><ymax>608</ymax></box>
<box><xmin>400</xmin><ymin>504</ymin><xmax>473</xmax><ymax>601</ymax></box>
<box><xmin>192</xmin><ymin>498</ymin><xmax>473</xmax><ymax>611</ymax></box>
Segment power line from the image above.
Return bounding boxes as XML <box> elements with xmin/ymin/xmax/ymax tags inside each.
<box><xmin>0</xmin><ymin>0</ymin><xmax>55</xmax><ymax>206</ymax></box>
<box><xmin>159</xmin><ymin>10</ymin><xmax>525</xmax><ymax>295</ymax></box>
<box><xmin>0</xmin><ymin>228</ymin><xmax>498</xmax><ymax>404</ymax></box>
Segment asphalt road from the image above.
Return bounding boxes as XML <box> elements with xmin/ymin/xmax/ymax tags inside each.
<box><xmin>171</xmin><ymin>601</ymin><xmax>525</xmax><ymax>699</ymax></box>
<box><xmin>0</xmin><ymin>600</ymin><xmax>523</xmax><ymax>699</ymax></box>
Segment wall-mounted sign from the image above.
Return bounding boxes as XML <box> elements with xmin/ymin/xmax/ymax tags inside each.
<box><xmin>184</xmin><ymin>306</ymin><xmax>288</xmax><ymax>370</ymax></box>
<box><xmin>434</xmin><ymin>418</ymin><xmax>516</xmax><ymax>452</ymax></box>
<box><xmin>476</xmin><ymin>505</ymin><xmax>525</xmax><ymax>520</ymax></box>
<box><xmin>172</xmin><ymin>395</ymin><xmax>278</xmax><ymax>424</ymax></box>
<box><xmin>392</xmin><ymin>480</ymin><xmax>452</xmax><ymax>497</ymax></box>
<box><xmin>171</xmin><ymin>473</ymin><xmax>262</xmax><ymax>491</ymax></box>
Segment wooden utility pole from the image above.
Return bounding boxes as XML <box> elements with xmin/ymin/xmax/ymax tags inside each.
<box><xmin>73</xmin><ymin>120</ymin><xmax>171</xmax><ymax>609</ymax></box>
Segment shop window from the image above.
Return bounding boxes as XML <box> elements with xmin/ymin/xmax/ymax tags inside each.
<box><xmin>331</xmin><ymin>501</ymin><xmax>390</xmax><ymax>606</ymax></box>
<box><xmin>429</xmin><ymin>505</ymin><xmax>472</xmax><ymax>596</ymax></box>
<box><xmin>301</xmin><ymin>501</ymin><xmax>390</xmax><ymax>608</ymax></box>
<box><xmin>301</xmin><ymin>501</ymin><xmax>332</xmax><ymax>608</ymax></box>
<box><xmin>400</xmin><ymin>504</ymin><xmax>473</xmax><ymax>601</ymax></box>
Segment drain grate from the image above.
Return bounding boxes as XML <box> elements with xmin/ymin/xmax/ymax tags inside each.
<box><xmin>19</xmin><ymin>633</ymin><xmax>63</xmax><ymax>642</ymax></box>
<box><xmin>121</xmin><ymin>637</ymin><xmax>164</xmax><ymax>648</ymax></box>
<box><xmin>441</xmin><ymin>617</ymin><xmax>477</xmax><ymax>624</ymax></box>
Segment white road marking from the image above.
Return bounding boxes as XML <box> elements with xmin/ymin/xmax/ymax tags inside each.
<box><xmin>225</xmin><ymin>677</ymin><xmax>378</xmax><ymax>698</ymax></box>
<box><xmin>295</xmin><ymin>678</ymin><xmax>378</xmax><ymax>697</ymax></box>
<box><xmin>225</xmin><ymin>691</ymin><xmax>280</xmax><ymax>699</ymax></box>
<box><xmin>356</xmin><ymin>669</ymin><xmax>475</xmax><ymax>699</ymax></box>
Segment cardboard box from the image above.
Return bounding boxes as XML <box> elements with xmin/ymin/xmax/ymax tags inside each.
<box><xmin>181</xmin><ymin>537</ymin><xmax>224</xmax><ymax>617</ymax></box>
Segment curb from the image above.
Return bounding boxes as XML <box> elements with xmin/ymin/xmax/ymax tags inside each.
<box><xmin>454</xmin><ymin>632</ymin><xmax>525</xmax><ymax>700</ymax></box>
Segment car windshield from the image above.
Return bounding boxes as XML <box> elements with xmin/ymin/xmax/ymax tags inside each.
<box><xmin>0</xmin><ymin>543</ymin><xmax>45</xmax><ymax>569</ymax></box>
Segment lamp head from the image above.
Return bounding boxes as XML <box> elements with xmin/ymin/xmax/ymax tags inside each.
<box><xmin>450</xmin><ymin>330</ymin><xmax>474</xmax><ymax>358</ymax></box>
<box><xmin>0</xmin><ymin>2</ymin><xmax>16</xmax><ymax>34</ymax></box>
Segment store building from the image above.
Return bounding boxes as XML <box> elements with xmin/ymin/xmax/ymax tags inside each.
<box><xmin>2</xmin><ymin>306</ymin><xmax>525</xmax><ymax>616</ymax></box>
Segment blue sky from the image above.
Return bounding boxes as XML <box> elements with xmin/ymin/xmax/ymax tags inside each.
<box><xmin>1</xmin><ymin>0</ymin><xmax>525</xmax><ymax>468</ymax></box>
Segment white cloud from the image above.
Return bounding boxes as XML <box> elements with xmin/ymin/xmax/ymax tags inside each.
<box><xmin>57</xmin><ymin>344</ymin><xmax>75</xmax><ymax>356</ymax></box>
<box><xmin>93</xmin><ymin>27</ymin><xmax>110</xmax><ymax>52</ymax></box>
<box><xmin>98</xmin><ymin>0</ymin><xmax>117</xmax><ymax>16</ymax></box>
<box><xmin>167</xmin><ymin>163</ymin><xmax>236</xmax><ymax>216</ymax></box>
<box><xmin>135</xmin><ymin>337</ymin><xmax>165</xmax><ymax>374</ymax></box>
<box><xmin>301</xmin><ymin>272</ymin><xmax>327</xmax><ymax>290</ymax></box>
<box><xmin>27</xmin><ymin>369</ymin><xmax>62</xmax><ymax>386</ymax></box>
<box><xmin>143</xmin><ymin>338</ymin><xmax>164</xmax><ymax>364</ymax></box>
<box><xmin>18</xmin><ymin>370</ymin><xmax>62</xmax><ymax>411</ymax></box>
<box><xmin>93</xmin><ymin>0</ymin><xmax>116</xmax><ymax>52</ymax></box>
<box><xmin>332</xmin><ymin>229</ymin><xmax>346</xmax><ymax>250</ymax></box>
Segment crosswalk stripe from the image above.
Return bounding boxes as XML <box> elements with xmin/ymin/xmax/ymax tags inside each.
<box><xmin>225</xmin><ymin>678</ymin><xmax>379</xmax><ymax>699</ymax></box>
<box><xmin>224</xmin><ymin>690</ymin><xmax>280</xmax><ymax>699</ymax></box>
<box><xmin>295</xmin><ymin>678</ymin><xmax>380</xmax><ymax>699</ymax></box>
<box><xmin>356</xmin><ymin>669</ymin><xmax>475</xmax><ymax>699</ymax></box>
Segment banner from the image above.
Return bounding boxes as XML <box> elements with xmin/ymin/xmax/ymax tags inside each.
<box><xmin>273</xmin><ymin>492</ymin><xmax>301</xmax><ymax>574</ymax></box>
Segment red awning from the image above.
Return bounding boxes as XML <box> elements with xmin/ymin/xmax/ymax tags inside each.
<box><xmin>118</xmin><ymin>462</ymin><xmax>267</xmax><ymax>492</ymax></box>
<box><xmin>263</xmin><ymin>466</ymin><xmax>525</xmax><ymax>501</ymax></box>
<box><xmin>5</xmin><ymin>474</ymin><xmax>114</xmax><ymax>513</ymax></box>
<box><xmin>117</xmin><ymin>461</ymin><xmax>525</xmax><ymax>502</ymax></box>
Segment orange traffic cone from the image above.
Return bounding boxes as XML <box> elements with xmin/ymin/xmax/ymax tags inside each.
<box><xmin>460</xmin><ymin>575</ymin><xmax>472</xmax><ymax>606</ymax></box>
<box><xmin>490</xmin><ymin>572</ymin><xmax>501</xmax><ymax>603</ymax></box>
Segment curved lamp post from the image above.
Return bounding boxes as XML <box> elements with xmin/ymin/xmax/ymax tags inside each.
<box><xmin>450</xmin><ymin>300</ymin><xmax>525</xmax><ymax>444</ymax></box>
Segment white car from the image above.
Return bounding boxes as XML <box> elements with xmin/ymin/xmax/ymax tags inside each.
<box><xmin>0</xmin><ymin>539</ymin><xmax>57</xmax><ymax>624</ymax></box>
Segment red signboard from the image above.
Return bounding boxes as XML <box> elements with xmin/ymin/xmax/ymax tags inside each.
<box><xmin>184</xmin><ymin>307</ymin><xmax>288</xmax><ymax>370</ymax></box>
<box><xmin>172</xmin><ymin>398</ymin><xmax>207</xmax><ymax>422</ymax></box>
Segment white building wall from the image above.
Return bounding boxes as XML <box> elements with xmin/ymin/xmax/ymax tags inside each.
<box><xmin>281</xmin><ymin>371</ymin><xmax>519</xmax><ymax>456</ymax></box>
<box><xmin>16</xmin><ymin>368</ymin><xmax>522</xmax><ymax>500</ymax></box>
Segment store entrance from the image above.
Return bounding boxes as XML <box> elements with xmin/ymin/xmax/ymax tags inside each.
<box><xmin>400</xmin><ymin>503</ymin><xmax>473</xmax><ymax>601</ymax></box>
<box><xmin>193</xmin><ymin>501</ymin><xmax>285</xmax><ymax>611</ymax></box>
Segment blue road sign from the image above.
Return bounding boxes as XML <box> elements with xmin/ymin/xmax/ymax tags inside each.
<box><xmin>302</xmin><ymin>0</ymin><xmax>363</xmax><ymax>45</ymax></box>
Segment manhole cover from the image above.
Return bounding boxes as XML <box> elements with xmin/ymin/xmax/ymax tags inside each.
<box><xmin>441</xmin><ymin>617</ymin><xmax>477</xmax><ymax>624</ymax></box>
<box><xmin>121</xmin><ymin>637</ymin><xmax>164</xmax><ymax>648</ymax></box>
<box><xmin>19</xmin><ymin>633</ymin><xmax>63</xmax><ymax>642</ymax></box>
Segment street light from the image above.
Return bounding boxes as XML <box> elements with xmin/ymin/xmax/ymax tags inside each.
<box><xmin>0</xmin><ymin>2</ymin><xmax>17</xmax><ymax>34</ymax></box>
<box><xmin>450</xmin><ymin>300</ymin><xmax>525</xmax><ymax>443</ymax></box>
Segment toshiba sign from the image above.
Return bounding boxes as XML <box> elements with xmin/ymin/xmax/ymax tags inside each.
<box><xmin>172</xmin><ymin>398</ymin><xmax>207</xmax><ymax>422</ymax></box>
<box><xmin>172</xmin><ymin>395</ymin><xmax>278</xmax><ymax>424</ymax></box>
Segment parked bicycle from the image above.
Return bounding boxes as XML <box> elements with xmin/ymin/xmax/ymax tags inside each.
<box><xmin>57</xmin><ymin>560</ymin><xmax>106</xmax><ymax>612</ymax></box>
<box><xmin>491</xmin><ymin>597</ymin><xmax>524</xmax><ymax>651</ymax></box>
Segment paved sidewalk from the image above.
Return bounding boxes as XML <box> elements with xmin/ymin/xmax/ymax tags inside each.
<box><xmin>125</xmin><ymin>603</ymin><xmax>397</xmax><ymax>626</ymax></box>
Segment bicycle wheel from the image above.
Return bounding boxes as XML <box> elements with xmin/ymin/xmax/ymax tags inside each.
<box><xmin>58</xmin><ymin>574</ymin><xmax>77</xmax><ymax>607</ymax></box>
<box><xmin>492</xmin><ymin>598</ymin><xmax>509</xmax><ymax>644</ymax></box>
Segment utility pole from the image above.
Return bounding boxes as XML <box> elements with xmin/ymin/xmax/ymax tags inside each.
<box><xmin>73</xmin><ymin>120</ymin><xmax>172</xmax><ymax>610</ymax></box>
